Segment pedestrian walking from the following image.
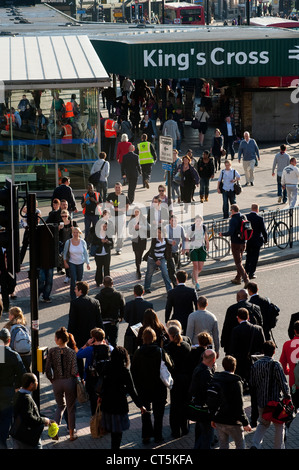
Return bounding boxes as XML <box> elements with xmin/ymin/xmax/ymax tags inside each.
<box><xmin>281</xmin><ymin>157</ymin><xmax>299</xmax><ymax>208</ymax></box>
<box><xmin>197</xmin><ymin>150</ymin><xmax>215</xmax><ymax>203</ymax></box>
<box><xmin>217</xmin><ymin>160</ymin><xmax>241</xmax><ymax>219</ymax></box>
<box><xmin>63</xmin><ymin>227</ymin><xmax>90</xmax><ymax>300</ymax></box>
<box><xmin>272</xmin><ymin>144</ymin><xmax>290</xmax><ymax>204</ymax></box>
<box><xmin>238</xmin><ymin>131</ymin><xmax>260</xmax><ymax>186</ymax></box>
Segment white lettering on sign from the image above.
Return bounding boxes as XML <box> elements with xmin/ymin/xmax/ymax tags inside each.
<box><xmin>144</xmin><ymin>48</ymin><xmax>270</xmax><ymax>70</ymax></box>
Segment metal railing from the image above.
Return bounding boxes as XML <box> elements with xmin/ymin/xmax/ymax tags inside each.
<box><xmin>203</xmin><ymin>207</ymin><xmax>299</xmax><ymax>260</ymax></box>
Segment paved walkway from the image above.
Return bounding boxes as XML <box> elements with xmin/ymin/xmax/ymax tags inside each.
<box><xmin>3</xmin><ymin>113</ymin><xmax>299</xmax><ymax>453</ymax></box>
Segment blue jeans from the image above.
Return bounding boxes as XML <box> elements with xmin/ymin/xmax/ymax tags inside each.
<box><xmin>38</xmin><ymin>268</ymin><xmax>54</xmax><ymax>300</ymax></box>
<box><xmin>194</xmin><ymin>421</ymin><xmax>214</xmax><ymax>449</ymax></box>
<box><xmin>68</xmin><ymin>262</ymin><xmax>84</xmax><ymax>300</ymax></box>
<box><xmin>277</xmin><ymin>175</ymin><xmax>287</xmax><ymax>202</ymax></box>
<box><xmin>171</xmin><ymin>181</ymin><xmax>180</xmax><ymax>200</ymax></box>
<box><xmin>144</xmin><ymin>257</ymin><xmax>172</xmax><ymax>292</ymax></box>
<box><xmin>84</xmin><ymin>213</ymin><xmax>99</xmax><ymax>244</ymax></box>
<box><xmin>199</xmin><ymin>177</ymin><xmax>210</xmax><ymax>198</ymax></box>
<box><xmin>222</xmin><ymin>190</ymin><xmax>236</xmax><ymax>219</ymax></box>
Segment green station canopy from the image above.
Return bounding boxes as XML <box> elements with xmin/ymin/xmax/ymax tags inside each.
<box><xmin>91</xmin><ymin>26</ymin><xmax>299</xmax><ymax>79</ymax></box>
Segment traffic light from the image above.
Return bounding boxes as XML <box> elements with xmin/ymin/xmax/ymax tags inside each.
<box><xmin>138</xmin><ymin>3</ymin><xmax>143</xmax><ymax>19</ymax></box>
<box><xmin>131</xmin><ymin>4</ymin><xmax>136</xmax><ymax>19</ymax></box>
<box><xmin>98</xmin><ymin>4</ymin><xmax>104</xmax><ymax>22</ymax></box>
<box><xmin>0</xmin><ymin>178</ymin><xmax>20</xmax><ymax>277</ymax></box>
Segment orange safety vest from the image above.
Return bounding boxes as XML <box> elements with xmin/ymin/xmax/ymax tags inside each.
<box><xmin>104</xmin><ymin>119</ymin><xmax>117</xmax><ymax>138</ymax></box>
<box><xmin>82</xmin><ymin>191</ymin><xmax>101</xmax><ymax>215</ymax></box>
<box><xmin>58</xmin><ymin>167</ymin><xmax>69</xmax><ymax>185</ymax></box>
<box><xmin>64</xmin><ymin>102</ymin><xmax>74</xmax><ymax>119</ymax></box>
<box><xmin>62</xmin><ymin>124</ymin><xmax>72</xmax><ymax>140</ymax></box>
<box><xmin>4</xmin><ymin>113</ymin><xmax>15</xmax><ymax>131</ymax></box>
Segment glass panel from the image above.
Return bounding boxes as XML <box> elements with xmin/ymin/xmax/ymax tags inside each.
<box><xmin>0</xmin><ymin>88</ymin><xmax>100</xmax><ymax>191</ymax></box>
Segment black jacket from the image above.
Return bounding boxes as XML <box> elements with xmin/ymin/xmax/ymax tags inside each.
<box><xmin>100</xmin><ymin>363</ymin><xmax>142</xmax><ymax>415</ymax></box>
<box><xmin>222</xmin><ymin>212</ymin><xmax>244</xmax><ymax>245</ymax></box>
<box><xmin>124</xmin><ymin>297</ymin><xmax>153</xmax><ymax>337</ymax></box>
<box><xmin>188</xmin><ymin>362</ymin><xmax>214</xmax><ymax>417</ymax></box>
<box><xmin>229</xmin><ymin>321</ymin><xmax>265</xmax><ymax>381</ymax></box>
<box><xmin>11</xmin><ymin>391</ymin><xmax>47</xmax><ymax>446</ymax></box>
<box><xmin>165</xmin><ymin>284</ymin><xmax>198</xmax><ymax>334</ymax></box>
<box><xmin>95</xmin><ymin>287</ymin><xmax>125</xmax><ymax>322</ymax></box>
<box><xmin>121</xmin><ymin>151</ymin><xmax>141</xmax><ymax>179</ymax></box>
<box><xmin>221</xmin><ymin>300</ymin><xmax>263</xmax><ymax>354</ymax></box>
<box><xmin>246</xmin><ymin>212</ymin><xmax>267</xmax><ymax>247</ymax></box>
<box><xmin>68</xmin><ymin>295</ymin><xmax>103</xmax><ymax>348</ymax></box>
<box><xmin>210</xmin><ymin>371</ymin><xmax>249</xmax><ymax>426</ymax></box>
<box><xmin>131</xmin><ymin>344</ymin><xmax>173</xmax><ymax>398</ymax></box>
<box><xmin>51</xmin><ymin>184</ymin><xmax>77</xmax><ymax>212</ymax></box>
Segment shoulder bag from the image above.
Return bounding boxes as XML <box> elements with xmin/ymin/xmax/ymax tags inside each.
<box><xmin>89</xmin><ymin>161</ymin><xmax>105</xmax><ymax>185</ymax></box>
<box><xmin>262</xmin><ymin>361</ymin><xmax>295</xmax><ymax>424</ymax></box>
<box><xmin>160</xmin><ymin>349</ymin><xmax>173</xmax><ymax>390</ymax></box>
<box><xmin>233</xmin><ymin>170</ymin><xmax>242</xmax><ymax>195</ymax></box>
<box><xmin>77</xmin><ymin>376</ymin><xmax>89</xmax><ymax>404</ymax></box>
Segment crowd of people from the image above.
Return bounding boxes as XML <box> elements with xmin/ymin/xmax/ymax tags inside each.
<box><xmin>1</xmin><ymin>267</ymin><xmax>298</xmax><ymax>450</ymax></box>
<box><xmin>1</xmin><ymin>80</ymin><xmax>299</xmax><ymax>451</ymax></box>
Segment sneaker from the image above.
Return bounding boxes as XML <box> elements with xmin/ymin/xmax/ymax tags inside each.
<box><xmin>250</xmin><ymin>182</ymin><xmax>254</xmax><ymax>186</ymax></box>
<box><xmin>64</xmin><ymin>277</ymin><xmax>70</xmax><ymax>284</ymax></box>
<box><xmin>195</xmin><ymin>283</ymin><xmax>200</xmax><ymax>291</ymax></box>
<box><xmin>278</xmin><ymin>196</ymin><xmax>282</xmax><ymax>203</ymax></box>
<box><xmin>144</xmin><ymin>289</ymin><xmax>151</xmax><ymax>294</ymax></box>
<box><xmin>41</xmin><ymin>298</ymin><xmax>52</xmax><ymax>303</ymax></box>
<box><xmin>144</xmin><ymin>180</ymin><xmax>150</xmax><ymax>189</ymax></box>
<box><xmin>116</xmin><ymin>250</ymin><xmax>122</xmax><ymax>255</ymax></box>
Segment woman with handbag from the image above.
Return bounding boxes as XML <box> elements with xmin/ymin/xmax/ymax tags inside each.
<box><xmin>195</xmin><ymin>105</ymin><xmax>210</xmax><ymax>147</ymax></box>
<box><xmin>63</xmin><ymin>226</ymin><xmax>90</xmax><ymax>300</ymax></box>
<box><xmin>99</xmin><ymin>346</ymin><xmax>147</xmax><ymax>450</ymax></box>
<box><xmin>164</xmin><ymin>325</ymin><xmax>191</xmax><ymax>438</ymax></box>
<box><xmin>211</xmin><ymin>128</ymin><xmax>224</xmax><ymax>171</ymax></box>
<box><xmin>59</xmin><ymin>209</ymin><xmax>77</xmax><ymax>284</ymax></box>
<box><xmin>131</xmin><ymin>327</ymin><xmax>173</xmax><ymax>444</ymax></box>
<box><xmin>178</xmin><ymin>155</ymin><xmax>200</xmax><ymax>207</ymax></box>
<box><xmin>45</xmin><ymin>327</ymin><xmax>78</xmax><ymax>441</ymax></box>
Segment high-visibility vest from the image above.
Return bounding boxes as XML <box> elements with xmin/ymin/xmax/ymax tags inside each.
<box><xmin>62</xmin><ymin>124</ymin><xmax>72</xmax><ymax>140</ymax></box>
<box><xmin>82</xmin><ymin>191</ymin><xmax>101</xmax><ymax>215</ymax></box>
<box><xmin>58</xmin><ymin>167</ymin><xmax>69</xmax><ymax>185</ymax></box>
<box><xmin>64</xmin><ymin>102</ymin><xmax>74</xmax><ymax>119</ymax></box>
<box><xmin>104</xmin><ymin>119</ymin><xmax>117</xmax><ymax>138</ymax></box>
<box><xmin>137</xmin><ymin>141</ymin><xmax>154</xmax><ymax>165</ymax></box>
<box><xmin>4</xmin><ymin>113</ymin><xmax>15</xmax><ymax>131</ymax></box>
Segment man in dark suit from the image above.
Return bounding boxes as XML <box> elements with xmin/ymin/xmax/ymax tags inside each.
<box><xmin>121</xmin><ymin>144</ymin><xmax>141</xmax><ymax>204</ymax></box>
<box><xmin>220</xmin><ymin>116</ymin><xmax>237</xmax><ymax>160</ymax></box>
<box><xmin>123</xmin><ymin>284</ymin><xmax>153</xmax><ymax>357</ymax></box>
<box><xmin>221</xmin><ymin>289</ymin><xmax>263</xmax><ymax>354</ymax></box>
<box><xmin>68</xmin><ymin>281</ymin><xmax>103</xmax><ymax>376</ymax></box>
<box><xmin>245</xmin><ymin>204</ymin><xmax>267</xmax><ymax>279</ymax></box>
<box><xmin>165</xmin><ymin>270</ymin><xmax>198</xmax><ymax>334</ymax></box>
<box><xmin>247</xmin><ymin>282</ymin><xmax>278</xmax><ymax>341</ymax></box>
<box><xmin>51</xmin><ymin>176</ymin><xmax>78</xmax><ymax>216</ymax></box>
<box><xmin>229</xmin><ymin>308</ymin><xmax>265</xmax><ymax>426</ymax></box>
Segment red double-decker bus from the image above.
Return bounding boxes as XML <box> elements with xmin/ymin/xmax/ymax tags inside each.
<box><xmin>163</xmin><ymin>2</ymin><xmax>205</xmax><ymax>25</ymax></box>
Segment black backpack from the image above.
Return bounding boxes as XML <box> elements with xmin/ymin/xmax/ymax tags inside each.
<box><xmin>206</xmin><ymin>378</ymin><xmax>228</xmax><ymax>419</ymax></box>
<box><xmin>266</xmin><ymin>299</ymin><xmax>280</xmax><ymax>329</ymax></box>
<box><xmin>88</xmin><ymin>344</ymin><xmax>111</xmax><ymax>378</ymax></box>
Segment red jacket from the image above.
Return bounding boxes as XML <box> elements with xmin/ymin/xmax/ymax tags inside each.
<box><xmin>279</xmin><ymin>336</ymin><xmax>299</xmax><ymax>388</ymax></box>
<box><xmin>116</xmin><ymin>141</ymin><xmax>131</xmax><ymax>164</ymax></box>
